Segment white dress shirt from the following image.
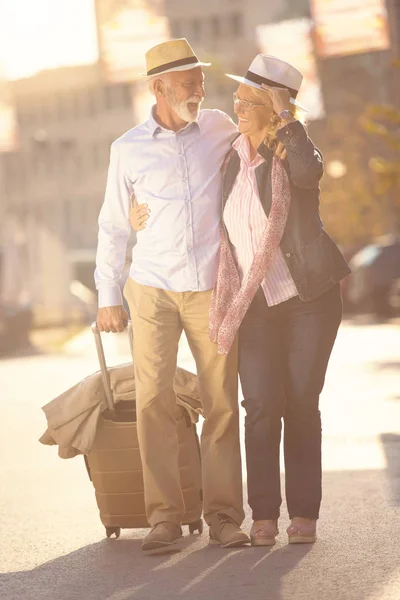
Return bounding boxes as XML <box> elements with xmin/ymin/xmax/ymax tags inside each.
<box><xmin>224</xmin><ymin>134</ymin><xmax>298</xmax><ymax>306</ymax></box>
<box><xmin>95</xmin><ymin>107</ymin><xmax>237</xmax><ymax>307</ymax></box>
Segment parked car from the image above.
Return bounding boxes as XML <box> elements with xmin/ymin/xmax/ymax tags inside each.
<box><xmin>0</xmin><ymin>246</ymin><xmax>33</xmax><ymax>354</ymax></box>
<box><xmin>0</xmin><ymin>302</ymin><xmax>33</xmax><ymax>354</ymax></box>
<box><xmin>346</xmin><ymin>236</ymin><xmax>400</xmax><ymax>317</ymax></box>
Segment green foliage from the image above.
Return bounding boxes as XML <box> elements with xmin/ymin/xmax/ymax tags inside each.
<box><xmin>317</xmin><ymin>61</ymin><xmax>400</xmax><ymax>248</ymax></box>
<box><xmin>317</xmin><ymin>113</ymin><xmax>381</xmax><ymax>249</ymax></box>
<box><xmin>360</xmin><ymin>84</ymin><xmax>400</xmax><ymax>234</ymax></box>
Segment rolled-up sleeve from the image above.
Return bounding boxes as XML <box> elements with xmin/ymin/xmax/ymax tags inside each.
<box><xmin>94</xmin><ymin>143</ymin><xmax>133</xmax><ymax>308</ymax></box>
<box><xmin>277</xmin><ymin>120</ymin><xmax>323</xmax><ymax>189</ymax></box>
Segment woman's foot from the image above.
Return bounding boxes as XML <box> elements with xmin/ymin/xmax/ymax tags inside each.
<box><xmin>287</xmin><ymin>517</ymin><xmax>317</xmax><ymax>544</ymax></box>
<box><xmin>250</xmin><ymin>519</ymin><xmax>279</xmax><ymax>546</ymax></box>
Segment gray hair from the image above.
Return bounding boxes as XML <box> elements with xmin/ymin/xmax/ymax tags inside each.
<box><xmin>148</xmin><ymin>73</ymin><xmax>170</xmax><ymax>96</ymax></box>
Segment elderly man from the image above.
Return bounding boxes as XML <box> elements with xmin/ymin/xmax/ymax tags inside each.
<box><xmin>95</xmin><ymin>39</ymin><xmax>249</xmax><ymax>551</ymax></box>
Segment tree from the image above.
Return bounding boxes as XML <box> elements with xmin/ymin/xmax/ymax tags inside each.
<box><xmin>314</xmin><ymin>114</ymin><xmax>383</xmax><ymax>250</ymax></box>
<box><xmin>314</xmin><ymin>60</ymin><xmax>400</xmax><ymax>249</ymax></box>
<box><xmin>360</xmin><ymin>72</ymin><xmax>400</xmax><ymax>235</ymax></box>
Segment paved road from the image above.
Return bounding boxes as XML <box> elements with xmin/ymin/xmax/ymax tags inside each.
<box><xmin>0</xmin><ymin>320</ymin><xmax>399</xmax><ymax>600</ymax></box>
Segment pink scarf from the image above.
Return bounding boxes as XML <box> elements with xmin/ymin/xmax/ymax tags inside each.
<box><xmin>209</xmin><ymin>156</ymin><xmax>291</xmax><ymax>355</ymax></box>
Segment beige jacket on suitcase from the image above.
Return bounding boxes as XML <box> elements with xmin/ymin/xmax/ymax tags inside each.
<box><xmin>39</xmin><ymin>363</ymin><xmax>201</xmax><ymax>458</ymax></box>
<box><xmin>40</xmin><ymin>325</ymin><xmax>204</xmax><ymax>535</ymax></box>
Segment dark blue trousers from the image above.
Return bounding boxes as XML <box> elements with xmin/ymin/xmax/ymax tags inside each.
<box><xmin>239</xmin><ymin>284</ymin><xmax>342</xmax><ymax>520</ymax></box>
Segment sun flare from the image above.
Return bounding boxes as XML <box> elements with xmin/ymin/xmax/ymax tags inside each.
<box><xmin>0</xmin><ymin>0</ymin><xmax>99</xmax><ymax>80</ymax></box>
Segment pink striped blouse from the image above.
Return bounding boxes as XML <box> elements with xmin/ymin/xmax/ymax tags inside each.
<box><xmin>223</xmin><ymin>134</ymin><xmax>298</xmax><ymax>307</ymax></box>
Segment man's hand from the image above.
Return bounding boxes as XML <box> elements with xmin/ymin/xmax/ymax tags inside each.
<box><xmin>274</xmin><ymin>142</ymin><xmax>287</xmax><ymax>161</ymax></box>
<box><xmin>130</xmin><ymin>194</ymin><xmax>150</xmax><ymax>232</ymax></box>
<box><xmin>97</xmin><ymin>305</ymin><xmax>129</xmax><ymax>333</ymax></box>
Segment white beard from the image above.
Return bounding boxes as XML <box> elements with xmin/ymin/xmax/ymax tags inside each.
<box><xmin>166</xmin><ymin>91</ymin><xmax>202</xmax><ymax>123</ymax></box>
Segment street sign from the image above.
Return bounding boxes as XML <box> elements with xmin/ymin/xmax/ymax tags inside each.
<box><xmin>310</xmin><ymin>0</ymin><xmax>390</xmax><ymax>58</ymax></box>
<box><xmin>257</xmin><ymin>18</ymin><xmax>325</xmax><ymax>120</ymax></box>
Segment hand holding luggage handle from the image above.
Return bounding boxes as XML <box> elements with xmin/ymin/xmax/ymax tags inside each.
<box><xmin>91</xmin><ymin>320</ymin><xmax>134</xmax><ymax>414</ymax></box>
<box><xmin>89</xmin><ymin>319</ymin><xmax>204</xmax><ymax>539</ymax></box>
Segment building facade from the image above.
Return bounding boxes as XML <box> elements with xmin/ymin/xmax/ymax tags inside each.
<box><xmin>164</xmin><ymin>0</ymin><xmax>287</xmax><ymax>114</ymax></box>
<box><xmin>1</xmin><ymin>64</ymin><xmax>137</xmax><ymax>324</ymax></box>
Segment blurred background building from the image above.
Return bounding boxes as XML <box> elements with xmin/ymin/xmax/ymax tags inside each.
<box><xmin>0</xmin><ymin>0</ymin><xmax>399</xmax><ymax>335</ymax></box>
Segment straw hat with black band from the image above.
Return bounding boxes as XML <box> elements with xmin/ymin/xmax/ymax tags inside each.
<box><xmin>141</xmin><ymin>38</ymin><xmax>211</xmax><ymax>79</ymax></box>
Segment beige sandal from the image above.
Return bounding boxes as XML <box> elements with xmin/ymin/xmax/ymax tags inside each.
<box><xmin>250</xmin><ymin>520</ymin><xmax>279</xmax><ymax>546</ymax></box>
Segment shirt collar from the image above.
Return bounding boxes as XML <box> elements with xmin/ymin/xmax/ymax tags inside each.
<box><xmin>147</xmin><ymin>105</ymin><xmax>201</xmax><ymax>137</ymax></box>
<box><xmin>233</xmin><ymin>134</ymin><xmax>264</xmax><ymax>167</ymax></box>
<box><xmin>147</xmin><ymin>107</ymin><xmax>162</xmax><ymax>136</ymax></box>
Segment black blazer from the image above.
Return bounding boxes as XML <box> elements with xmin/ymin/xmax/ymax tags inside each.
<box><xmin>221</xmin><ymin>121</ymin><xmax>351</xmax><ymax>302</ymax></box>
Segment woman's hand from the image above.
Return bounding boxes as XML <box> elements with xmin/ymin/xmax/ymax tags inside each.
<box><xmin>130</xmin><ymin>194</ymin><xmax>150</xmax><ymax>231</ymax></box>
<box><xmin>261</xmin><ymin>84</ymin><xmax>291</xmax><ymax>116</ymax></box>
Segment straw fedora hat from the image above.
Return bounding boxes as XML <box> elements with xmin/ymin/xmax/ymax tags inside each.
<box><xmin>226</xmin><ymin>54</ymin><xmax>307</xmax><ymax>111</ymax></box>
<box><xmin>141</xmin><ymin>38</ymin><xmax>211</xmax><ymax>78</ymax></box>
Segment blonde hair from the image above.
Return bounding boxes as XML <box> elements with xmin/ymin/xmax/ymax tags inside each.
<box><xmin>243</xmin><ymin>84</ymin><xmax>303</xmax><ymax>149</ymax></box>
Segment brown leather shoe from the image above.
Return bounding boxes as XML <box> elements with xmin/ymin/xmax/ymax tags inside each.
<box><xmin>209</xmin><ymin>514</ymin><xmax>250</xmax><ymax>548</ymax></box>
<box><xmin>287</xmin><ymin>518</ymin><xmax>317</xmax><ymax>544</ymax></box>
<box><xmin>141</xmin><ymin>522</ymin><xmax>183</xmax><ymax>551</ymax></box>
<box><xmin>250</xmin><ymin>520</ymin><xmax>279</xmax><ymax>546</ymax></box>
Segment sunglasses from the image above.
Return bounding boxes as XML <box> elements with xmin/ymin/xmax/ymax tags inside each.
<box><xmin>233</xmin><ymin>92</ymin><xmax>265</xmax><ymax>112</ymax></box>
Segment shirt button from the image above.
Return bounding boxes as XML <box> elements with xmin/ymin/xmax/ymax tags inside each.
<box><xmin>286</xmin><ymin>252</ymin><xmax>291</xmax><ymax>258</ymax></box>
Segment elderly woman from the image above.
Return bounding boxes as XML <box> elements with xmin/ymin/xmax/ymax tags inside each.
<box><xmin>131</xmin><ymin>54</ymin><xmax>350</xmax><ymax>546</ymax></box>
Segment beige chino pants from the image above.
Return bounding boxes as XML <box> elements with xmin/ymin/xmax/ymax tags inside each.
<box><xmin>124</xmin><ymin>278</ymin><xmax>244</xmax><ymax>527</ymax></box>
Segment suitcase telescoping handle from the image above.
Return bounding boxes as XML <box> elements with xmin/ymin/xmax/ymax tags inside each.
<box><xmin>91</xmin><ymin>320</ymin><xmax>134</xmax><ymax>413</ymax></box>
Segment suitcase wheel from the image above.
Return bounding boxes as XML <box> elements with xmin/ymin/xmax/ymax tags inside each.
<box><xmin>106</xmin><ymin>527</ymin><xmax>121</xmax><ymax>539</ymax></box>
<box><xmin>189</xmin><ymin>519</ymin><xmax>203</xmax><ymax>534</ymax></box>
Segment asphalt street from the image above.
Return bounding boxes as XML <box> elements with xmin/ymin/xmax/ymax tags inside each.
<box><xmin>0</xmin><ymin>319</ymin><xmax>399</xmax><ymax>600</ymax></box>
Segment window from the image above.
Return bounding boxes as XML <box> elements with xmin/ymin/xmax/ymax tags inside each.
<box><xmin>17</xmin><ymin>107</ymin><xmax>26</xmax><ymax>126</ymax></box>
<box><xmin>3</xmin><ymin>153</ymin><xmax>15</xmax><ymax>192</ymax></box>
<box><xmin>110</xmin><ymin>85</ymin><xmax>122</xmax><ymax>107</ymax></box>
<box><xmin>230</xmin><ymin>12</ymin><xmax>243</xmax><ymax>37</ymax></box>
<box><xmin>53</xmin><ymin>94</ymin><xmax>62</xmax><ymax>121</ymax></box>
<box><xmin>92</xmin><ymin>142</ymin><xmax>102</xmax><ymax>170</ymax></box>
<box><xmin>87</xmin><ymin>88</ymin><xmax>97</xmax><ymax>116</ymax></box>
<box><xmin>121</xmin><ymin>84</ymin><xmax>132</xmax><ymax>107</ymax></box>
<box><xmin>45</xmin><ymin>150</ymin><xmax>54</xmax><ymax>176</ymax></box>
<box><xmin>33</xmin><ymin>98</ymin><xmax>43</xmax><ymax>123</ymax></box>
<box><xmin>192</xmin><ymin>18</ymin><xmax>202</xmax><ymax>40</ymax></box>
<box><xmin>103</xmin><ymin>85</ymin><xmax>124</xmax><ymax>111</ymax></box>
<box><xmin>170</xmin><ymin>20</ymin><xmax>181</xmax><ymax>38</ymax></box>
<box><xmin>104</xmin><ymin>86</ymin><xmax>113</xmax><ymax>111</ymax></box>
<box><xmin>71</xmin><ymin>91</ymin><xmax>80</xmax><ymax>119</ymax></box>
<box><xmin>57</xmin><ymin>94</ymin><xmax>69</xmax><ymax>121</ymax></box>
<box><xmin>46</xmin><ymin>95</ymin><xmax>57</xmax><ymax>121</ymax></box>
<box><xmin>211</xmin><ymin>15</ymin><xmax>221</xmax><ymax>38</ymax></box>
<box><xmin>63</xmin><ymin>199</ymin><xmax>72</xmax><ymax>238</ymax></box>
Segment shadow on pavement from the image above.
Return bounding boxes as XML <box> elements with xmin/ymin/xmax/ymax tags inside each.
<box><xmin>342</xmin><ymin>314</ymin><xmax>400</xmax><ymax>327</ymax></box>
<box><xmin>2</xmin><ymin>468</ymin><xmax>400</xmax><ymax>599</ymax></box>
<box><xmin>372</xmin><ymin>361</ymin><xmax>400</xmax><ymax>372</ymax></box>
<box><xmin>0</xmin><ymin>536</ymin><xmax>311</xmax><ymax>600</ymax></box>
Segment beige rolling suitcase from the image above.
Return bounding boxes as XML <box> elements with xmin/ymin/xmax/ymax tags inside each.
<box><xmin>85</xmin><ymin>323</ymin><xmax>203</xmax><ymax>539</ymax></box>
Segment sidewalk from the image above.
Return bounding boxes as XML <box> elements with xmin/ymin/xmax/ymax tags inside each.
<box><xmin>1</xmin><ymin>320</ymin><xmax>399</xmax><ymax>599</ymax></box>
